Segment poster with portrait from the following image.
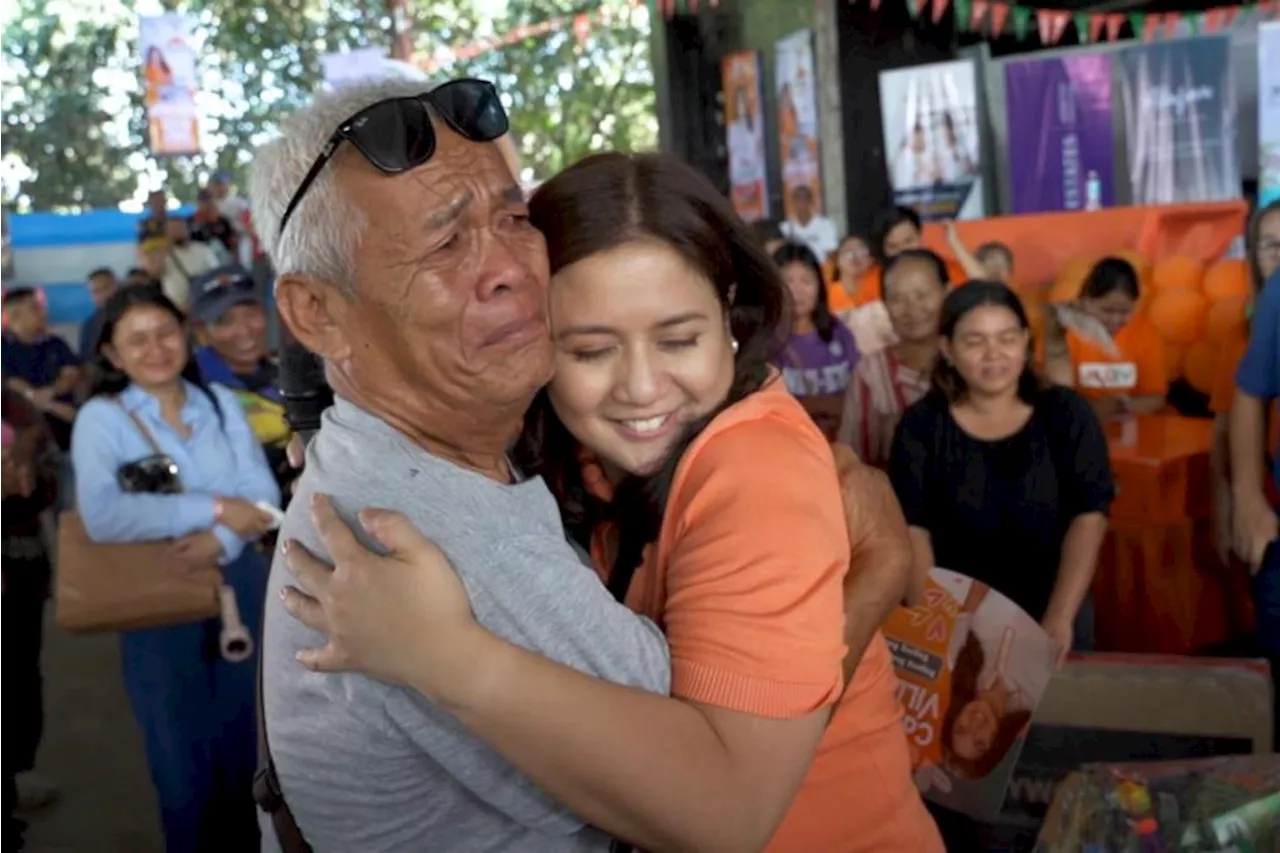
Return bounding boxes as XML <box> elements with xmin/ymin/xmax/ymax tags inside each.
<box><xmin>721</xmin><ymin>50</ymin><xmax>771</xmax><ymax>223</ymax></box>
<box><xmin>1004</xmin><ymin>54</ymin><xmax>1115</xmax><ymax>214</ymax></box>
<box><xmin>882</xmin><ymin>569</ymin><xmax>1057</xmax><ymax>820</ymax></box>
<box><xmin>1118</xmin><ymin>36</ymin><xmax>1240</xmax><ymax>205</ymax></box>
<box><xmin>775</xmin><ymin>29</ymin><xmax>823</xmax><ymax>220</ymax></box>
<box><xmin>1261</xmin><ymin>22</ymin><xmax>1280</xmax><ymax>209</ymax></box>
<box><xmin>878</xmin><ymin>59</ymin><xmax>985</xmax><ymax>221</ymax></box>
<box><xmin>139</xmin><ymin>13</ymin><xmax>201</xmax><ymax>156</ymax></box>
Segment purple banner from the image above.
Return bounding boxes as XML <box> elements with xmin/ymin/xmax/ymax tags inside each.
<box><xmin>1005</xmin><ymin>55</ymin><xmax>1114</xmax><ymax>214</ymax></box>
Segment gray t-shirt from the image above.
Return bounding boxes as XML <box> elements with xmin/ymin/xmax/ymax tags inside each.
<box><xmin>261</xmin><ymin>398</ymin><xmax>671</xmax><ymax>852</ymax></box>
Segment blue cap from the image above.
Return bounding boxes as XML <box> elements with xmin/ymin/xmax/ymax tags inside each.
<box><xmin>188</xmin><ymin>265</ymin><xmax>259</xmax><ymax>323</ymax></box>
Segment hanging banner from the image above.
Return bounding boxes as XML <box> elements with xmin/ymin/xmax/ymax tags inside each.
<box><xmin>1118</xmin><ymin>36</ymin><xmax>1240</xmax><ymax>205</ymax></box>
<box><xmin>1261</xmin><ymin>22</ymin><xmax>1280</xmax><ymax>208</ymax></box>
<box><xmin>721</xmin><ymin>50</ymin><xmax>771</xmax><ymax>223</ymax></box>
<box><xmin>139</xmin><ymin>13</ymin><xmax>200</xmax><ymax>157</ymax></box>
<box><xmin>878</xmin><ymin>59</ymin><xmax>986</xmax><ymax>220</ymax></box>
<box><xmin>1004</xmin><ymin>54</ymin><xmax>1115</xmax><ymax>214</ymax></box>
<box><xmin>775</xmin><ymin>29</ymin><xmax>824</xmax><ymax>219</ymax></box>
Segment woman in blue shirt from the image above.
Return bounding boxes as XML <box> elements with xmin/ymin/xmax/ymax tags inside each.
<box><xmin>71</xmin><ymin>287</ymin><xmax>280</xmax><ymax>852</ymax></box>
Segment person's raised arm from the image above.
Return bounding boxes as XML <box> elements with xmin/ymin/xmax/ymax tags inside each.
<box><xmin>1231</xmin><ymin>277</ymin><xmax>1280</xmax><ymax>567</ymax></box>
<box><xmin>71</xmin><ymin>399</ymin><xmax>221</xmax><ymax>542</ymax></box>
<box><xmin>282</xmin><ymin>417</ymin><xmax>851</xmax><ymax>852</ymax></box>
<box><xmin>944</xmin><ymin>220</ymin><xmax>985</xmax><ymax>280</ymax></box>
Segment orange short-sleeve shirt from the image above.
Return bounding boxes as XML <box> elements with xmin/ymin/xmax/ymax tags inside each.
<box><xmin>1067</xmin><ymin>314</ymin><xmax>1169</xmax><ymax>400</ymax></box>
<box><xmin>588</xmin><ymin>379</ymin><xmax>941</xmax><ymax>852</ymax></box>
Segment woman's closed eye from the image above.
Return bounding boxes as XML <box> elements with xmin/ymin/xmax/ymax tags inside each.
<box><xmin>658</xmin><ymin>336</ymin><xmax>699</xmax><ymax>352</ymax></box>
<box><xmin>570</xmin><ymin>346</ymin><xmax>615</xmax><ymax>363</ymax></box>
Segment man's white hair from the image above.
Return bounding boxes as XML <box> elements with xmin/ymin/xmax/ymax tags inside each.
<box><xmin>248</xmin><ymin>75</ymin><xmax>440</xmax><ymax>288</ymax></box>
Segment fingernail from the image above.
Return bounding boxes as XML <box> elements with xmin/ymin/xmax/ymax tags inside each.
<box><xmin>279</xmin><ymin>587</ymin><xmax>288</xmax><ymax>600</ymax></box>
<box><xmin>281</xmin><ymin>539</ymin><xmax>291</xmax><ymax>554</ymax></box>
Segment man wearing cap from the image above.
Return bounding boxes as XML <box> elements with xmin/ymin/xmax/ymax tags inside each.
<box><xmin>191</xmin><ymin>266</ymin><xmax>292</xmax><ymax>494</ymax></box>
<box><xmin>191</xmin><ymin>188</ymin><xmax>239</xmax><ymax>260</ymax></box>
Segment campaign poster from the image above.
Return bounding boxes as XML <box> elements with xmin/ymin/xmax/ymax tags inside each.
<box><xmin>1117</xmin><ymin>36</ymin><xmax>1240</xmax><ymax>204</ymax></box>
<box><xmin>878</xmin><ymin>59</ymin><xmax>985</xmax><ymax>221</ymax></box>
<box><xmin>1260</xmin><ymin>22</ymin><xmax>1280</xmax><ymax>208</ymax></box>
<box><xmin>721</xmin><ymin>50</ymin><xmax>771</xmax><ymax>223</ymax></box>
<box><xmin>882</xmin><ymin>569</ymin><xmax>1057</xmax><ymax>820</ymax></box>
<box><xmin>1005</xmin><ymin>54</ymin><xmax>1115</xmax><ymax>214</ymax></box>
<box><xmin>139</xmin><ymin>13</ymin><xmax>201</xmax><ymax>156</ymax></box>
<box><xmin>775</xmin><ymin>29</ymin><xmax>823</xmax><ymax>219</ymax></box>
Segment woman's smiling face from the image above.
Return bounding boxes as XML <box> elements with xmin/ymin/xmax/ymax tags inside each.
<box><xmin>546</xmin><ymin>240</ymin><xmax>736</xmax><ymax>478</ymax></box>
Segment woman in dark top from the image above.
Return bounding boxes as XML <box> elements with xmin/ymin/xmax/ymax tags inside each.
<box><xmin>889</xmin><ymin>281</ymin><xmax>1114</xmax><ymax>663</ymax></box>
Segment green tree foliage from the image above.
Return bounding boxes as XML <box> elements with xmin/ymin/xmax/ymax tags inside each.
<box><xmin>1</xmin><ymin>0</ymin><xmax>655</xmax><ymax>212</ymax></box>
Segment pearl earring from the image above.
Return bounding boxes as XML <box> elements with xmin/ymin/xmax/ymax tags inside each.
<box><xmin>731</xmin><ymin>338</ymin><xmax>740</xmax><ymax>354</ymax></box>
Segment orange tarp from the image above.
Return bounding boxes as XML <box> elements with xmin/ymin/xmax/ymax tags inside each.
<box><xmin>919</xmin><ymin>201</ymin><xmax>1248</xmax><ymax>291</ymax></box>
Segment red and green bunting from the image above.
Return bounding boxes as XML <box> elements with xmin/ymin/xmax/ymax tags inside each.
<box><xmin>655</xmin><ymin>0</ymin><xmax>1280</xmax><ymax>44</ymax></box>
<box><xmin>877</xmin><ymin>0</ymin><xmax>1277</xmax><ymax>42</ymax></box>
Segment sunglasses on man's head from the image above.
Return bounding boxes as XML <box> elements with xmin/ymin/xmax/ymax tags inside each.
<box><xmin>278</xmin><ymin>78</ymin><xmax>509</xmax><ymax>236</ymax></box>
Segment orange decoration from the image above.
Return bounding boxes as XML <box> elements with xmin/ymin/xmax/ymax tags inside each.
<box><xmin>1048</xmin><ymin>256</ymin><xmax>1096</xmax><ymax>303</ymax></box>
<box><xmin>1164</xmin><ymin>342</ymin><xmax>1186</xmax><ymax>379</ymax></box>
<box><xmin>1151</xmin><ymin>256</ymin><xmax>1207</xmax><ymax>294</ymax></box>
<box><xmin>1205</xmin><ymin>295</ymin><xmax>1249</xmax><ymax>345</ymax></box>
<box><xmin>1148</xmin><ymin>290</ymin><xmax>1208</xmax><ymax>345</ymax></box>
<box><xmin>1182</xmin><ymin>341</ymin><xmax>1221</xmax><ymax>395</ymax></box>
<box><xmin>1202</xmin><ymin>259</ymin><xmax>1250</xmax><ymax>301</ymax></box>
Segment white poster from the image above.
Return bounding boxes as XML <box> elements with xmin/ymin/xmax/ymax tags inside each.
<box><xmin>1261</xmin><ymin>22</ymin><xmax>1280</xmax><ymax>208</ymax></box>
<box><xmin>878</xmin><ymin>59</ymin><xmax>985</xmax><ymax>220</ymax></box>
<box><xmin>139</xmin><ymin>13</ymin><xmax>200</xmax><ymax>156</ymax></box>
<box><xmin>775</xmin><ymin>30</ymin><xmax>823</xmax><ymax>219</ymax></box>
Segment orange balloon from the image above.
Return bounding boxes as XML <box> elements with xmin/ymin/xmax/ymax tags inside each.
<box><xmin>1165</xmin><ymin>342</ymin><xmax>1186</xmax><ymax>379</ymax></box>
<box><xmin>1148</xmin><ymin>290</ymin><xmax>1209</xmax><ymax>345</ymax></box>
<box><xmin>1049</xmin><ymin>256</ymin><xmax>1096</xmax><ymax>303</ymax></box>
<box><xmin>1205</xmin><ymin>295</ymin><xmax>1249</xmax><ymax>345</ymax></box>
<box><xmin>1202</xmin><ymin>259</ymin><xmax>1250</xmax><ymax>301</ymax></box>
<box><xmin>1152</xmin><ymin>256</ymin><xmax>1207</xmax><ymax>294</ymax></box>
<box><xmin>1183</xmin><ymin>341</ymin><xmax>1221</xmax><ymax>395</ymax></box>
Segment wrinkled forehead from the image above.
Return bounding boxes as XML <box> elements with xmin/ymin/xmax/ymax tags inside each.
<box><xmin>336</xmin><ymin>126</ymin><xmax>515</xmax><ymax>231</ymax></box>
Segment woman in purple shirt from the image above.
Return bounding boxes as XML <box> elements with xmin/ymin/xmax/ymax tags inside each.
<box><xmin>773</xmin><ymin>242</ymin><xmax>860</xmax><ymax>439</ymax></box>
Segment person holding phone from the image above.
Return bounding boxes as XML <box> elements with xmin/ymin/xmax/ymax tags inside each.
<box><xmin>71</xmin><ymin>286</ymin><xmax>280</xmax><ymax>852</ymax></box>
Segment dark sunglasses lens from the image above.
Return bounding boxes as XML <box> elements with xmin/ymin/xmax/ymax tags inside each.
<box><xmin>433</xmin><ymin>81</ymin><xmax>509</xmax><ymax>141</ymax></box>
<box><xmin>351</xmin><ymin>98</ymin><xmax>435</xmax><ymax>172</ymax></box>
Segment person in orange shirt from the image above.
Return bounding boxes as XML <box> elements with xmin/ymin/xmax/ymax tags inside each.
<box><xmin>276</xmin><ymin>153</ymin><xmax>943</xmax><ymax>852</ymax></box>
<box><xmin>827</xmin><ymin>233</ymin><xmax>876</xmax><ymax>316</ymax></box>
<box><xmin>1053</xmin><ymin>257</ymin><xmax>1169</xmax><ymax>420</ymax></box>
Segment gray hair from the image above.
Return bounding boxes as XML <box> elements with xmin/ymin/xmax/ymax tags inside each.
<box><xmin>248</xmin><ymin>76</ymin><xmax>438</xmax><ymax>289</ymax></box>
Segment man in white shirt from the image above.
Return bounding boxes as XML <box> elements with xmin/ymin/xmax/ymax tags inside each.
<box><xmin>780</xmin><ymin>185</ymin><xmax>839</xmax><ymax>265</ymax></box>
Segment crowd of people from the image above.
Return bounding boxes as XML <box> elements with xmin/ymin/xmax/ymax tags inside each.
<box><xmin>2</xmin><ymin>72</ymin><xmax>1278</xmax><ymax>853</ymax></box>
<box><xmin>1</xmin><ymin>174</ymin><xmax>293</xmax><ymax>851</ymax></box>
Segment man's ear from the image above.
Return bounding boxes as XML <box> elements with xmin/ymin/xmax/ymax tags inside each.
<box><xmin>275</xmin><ymin>273</ymin><xmax>352</xmax><ymax>363</ymax></box>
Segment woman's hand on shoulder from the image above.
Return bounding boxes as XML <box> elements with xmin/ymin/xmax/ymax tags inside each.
<box><xmin>280</xmin><ymin>494</ymin><xmax>489</xmax><ymax>704</ymax></box>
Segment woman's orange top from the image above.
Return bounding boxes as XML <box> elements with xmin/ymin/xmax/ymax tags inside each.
<box><xmin>827</xmin><ymin>270</ymin><xmax>880</xmax><ymax>315</ymax></box>
<box><xmin>1066</xmin><ymin>314</ymin><xmax>1169</xmax><ymax>401</ymax></box>
<box><xmin>587</xmin><ymin>379</ymin><xmax>941</xmax><ymax>852</ymax></box>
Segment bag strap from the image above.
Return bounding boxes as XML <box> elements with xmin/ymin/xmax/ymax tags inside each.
<box><xmin>116</xmin><ymin>402</ymin><xmax>164</xmax><ymax>456</ymax></box>
<box><xmin>253</xmin><ymin>645</ymin><xmax>313</xmax><ymax>853</ymax></box>
<box><xmin>167</xmin><ymin>247</ymin><xmax>192</xmax><ymax>283</ymax></box>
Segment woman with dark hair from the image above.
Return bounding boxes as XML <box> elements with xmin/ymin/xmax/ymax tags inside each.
<box><xmin>872</xmin><ymin>205</ymin><xmax>924</xmax><ymax>262</ymax></box>
<box><xmin>838</xmin><ymin>249</ymin><xmax>948</xmax><ymax>469</ymax></box>
<box><xmin>828</xmin><ymin>233</ymin><xmax>894</xmax><ymax>356</ymax></box>
<box><xmin>889</xmin><ymin>281</ymin><xmax>1113</xmax><ymax>847</ymax></box>
<box><xmin>1045</xmin><ymin>257</ymin><xmax>1168</xmax><ymax>419</ymax></box>
<box><xmin>890</xmin><ymin>282</ymin><xmax>1113</xmax><ymax>654</ymax></box>
<box><xmin>71</xmin><ymin>287</ymin><xmax>280</xmax><ymax>852</ymax></box>
<box><xmin>774</xmin><ymin>241</ymin><xmax>860</xmax><ymax>439</ymax></box>
<box><xmin>278</xmin><ymin>153</ymin><xmax>942</xmax><ymax>852</ymax></box>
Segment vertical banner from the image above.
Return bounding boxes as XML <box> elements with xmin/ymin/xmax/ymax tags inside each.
<box><xmin>775</xmin><ymin>30</ymin><xmax>823</xmax><ymax>219</ymax></box>
<box><xmin>139</xmin><ymin>13</ymin><xmax>200</xmax><ymax>156</ymax></box>
<box><xmin>721</xmin><ymin>50</ymin><xmax>771</xmax><ymax>223</ymax></box>
<box><xmin>1118</xmin><ymin>36</ymin><xmax>1240</xmax><ymax>205</ymax></box>
<box><xmin>1004</xmin><ymin>55</ymin><xmax>1115</xmax><ymax>215</ymax></box>
<box><xmin>1261</xmin><ymin>22</ymin><xmax>1280</xmax><ymax>208</ymax></box>
<box><xmin>878</xmin><ymin>59</ymin><xmax>986</xmax><ymax>221</ymax></box>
